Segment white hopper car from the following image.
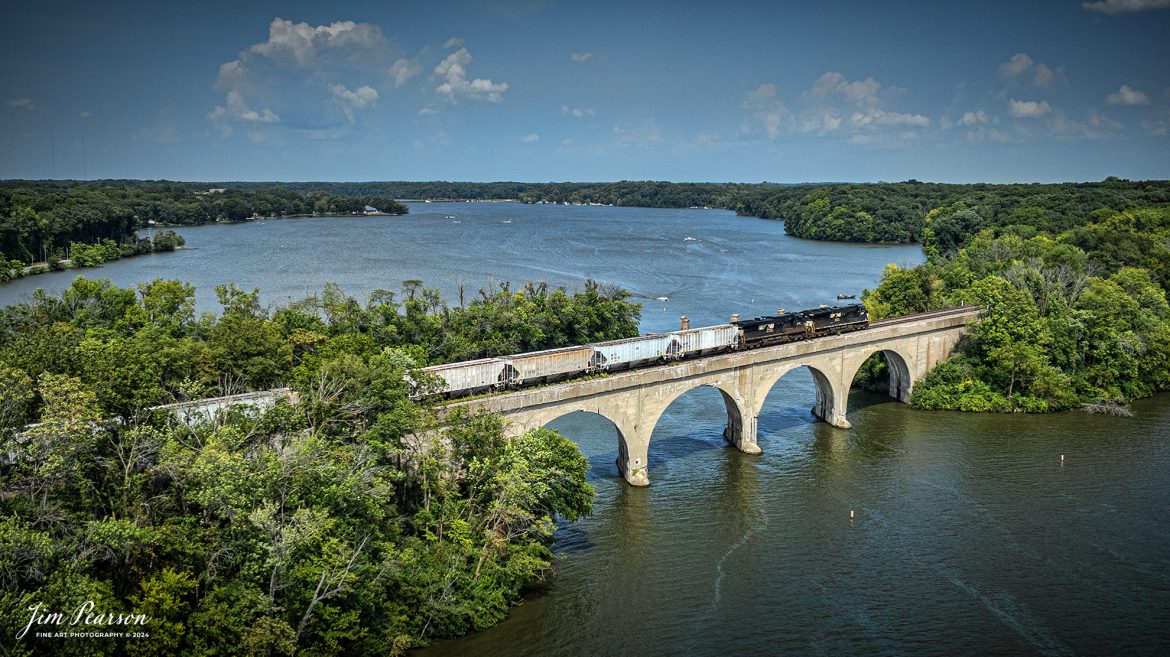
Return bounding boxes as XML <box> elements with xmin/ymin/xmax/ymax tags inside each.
<box><xmin>416</xmin><ymin>323</ymin><xmax>743</xmax><ymax>398</ymax></box>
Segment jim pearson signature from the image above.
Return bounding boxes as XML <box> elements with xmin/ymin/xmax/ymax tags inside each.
<box><xmin>16</xmin><ymin>602</ymin><xmax>149</xmax><ymax>640</ymax></box>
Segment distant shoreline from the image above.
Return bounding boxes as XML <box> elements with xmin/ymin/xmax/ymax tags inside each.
<box><xmin>2</xmin><ymin>246</ymin><xmax>194</xmax><ymax>285</ymax></box>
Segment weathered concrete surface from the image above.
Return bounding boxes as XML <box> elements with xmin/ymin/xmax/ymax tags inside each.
<box><xmin>454</xmin><ymin>308</ymin><xmax>979</xmax><ymax>486</ymax></box>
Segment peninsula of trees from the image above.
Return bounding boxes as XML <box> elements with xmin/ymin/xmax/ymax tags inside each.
<box><xmin>861</xmin><ymin>204</ymin><xmax>1170</xmax><ymax>414</ymax></box>
<box><xmin>0</xmin><ymin>181</ymin><xmax>407</xmax><ymax>277</ymax></box>
<box><xmin>0</xmin><ymin>277</ymin><xmax>640</xmax><ymax>655</ymax></box>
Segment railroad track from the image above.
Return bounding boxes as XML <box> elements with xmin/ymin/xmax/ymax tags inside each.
<box><xmin>867</xmin><ymin>305</ymin><xmax>979</xmax><ymax>329</ymax></box>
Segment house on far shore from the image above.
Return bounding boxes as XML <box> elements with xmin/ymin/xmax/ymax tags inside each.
<box><xmin>363</xmin><ymin>205</ymin><xmax>379</xmax><ymax>214</ymax></box>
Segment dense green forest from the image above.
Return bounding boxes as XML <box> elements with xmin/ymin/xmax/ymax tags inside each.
<box><xmin>0</xmin><ymin>181</ymin><xmax>407</xmax><ymax>267</ymax></box>
<box><xmin>860</xmin><ymin>205</ymin><xmax>1170</xmax><ymax>414</ymax></box>
<box><xmin>730</xmin><ymin>178</ymin><xmax>1170</xmax><ymax>244</ymax></box>
<box><xmin>0</xmin><ymin>277</ymin><xmax>640</xmax><ymax>656</ymax></box>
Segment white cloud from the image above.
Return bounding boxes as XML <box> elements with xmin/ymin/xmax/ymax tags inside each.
<box><xmin>228</xmin><ymin>90</ymin><xmax>279</xmax><ymax>121</ymax></box>
<box><xmin>243</xmin><ymin>18</ymin><xmax>385</xmax><ymax>68</ymax></box>
<box><xmin>561</xmin><ymin>105</ymin><xmax>595</xmax><ymax>118</ymax></box>
<box><xmin>1000</xmin><ymin>53</ymin><xmax>1033</xmax><ymax>77</ymax></box>
<box><xmin>741</xmin><ymin>83</ymin><xmax>787</xmax><ymax>138</ymax></box>
<box><xmin>6</xmin><ymin>97</ymin><xmax>35</xmax><ymax>110</ymax></box>
<box><xmin>418</xmin><ymin>106</ymin><xmax>439</xmax><ymax>116</ymax></box>
<box><xmin>208</xmin><ymin>90</ymin><xmax>281</xmax><ymax>135</ymax></box>
<box><xmin>808</xmin><ymin>72</ymin><xmax>882</xmax><ymax>108</ymax></box>
<box><xmin>802</xmin><ymin>112</ymin><xmax>844</xmax><ymax>133</ymax></box>
<box><xmin>613</xmin><ymin>120</ymin><xmax>665</xmax><ymax>146</ymax></box>
<box><xmin>390</xmin><ymin>58</ymin><xmax>422</xmax><ymax>87</ymax></box>
<box><xmin>863</xmin><ymin>110</ymin><xmax>930</xmax><ymax>127</ymax></box>
<box><xmin>741</xmin><ymin>74</ymin><xmax>928</xmax><ymax>146</ymax></box>
<box><xmin>1106</xmin><ymin>84</ymin><xmax>1149</xmax><ymax>105</ymax></box>
<box><xmin>1032</xmin><ymin>64</ymin><xmax>1056</xmax><ymax>87</ymax></box>
<box><xmin>434</xmin><ymin>47</ymin><xmax>508</xmax><ymax>103</ymax></box>
<box><xmin>570</xmin><ymin>51</ymin><xmax>593</xmax><ymax>62</ymax></box>
<box><xmin>207</xmin><ymin>107</ymin><xmax>232</xmax><ymax>136</ymax></box>
<box><xmin>1082</xmin><ymin>0</ymin><xmax>1170</xmax><ymax>14</ymax></box>
<box><xmin>1141</xmin><ymin>119</ymin><xmax>1168</xmax><ymax>136</ymax></box>
<box><xmin>211</xmin><ymin>18</ymin><xmax>406</xmax><ymax>138</ymax></box>
<box><xmin>444</xmin><ymin>37</ymin><xmax>464</xmax><ymax>49</ymax></box>
<box><xmin>521</xmin><ymin>133</ymin><xmax>540</xmax><ymax>143</ymax></box>
<box><xmin>1009</xmin><ymin>99</ymin><xmax>1052</xmax><ymax>118</ymax></box>
<box><xmin>1087</xmin><ymin>109</ymin><xmax>1124</xmax><ymax>132</ymax></box>
<box><xmin>802</xmin><ymin>73</ymin><xmax>928</xmax><ymax>139</ymax></box>
<box><xmin>959</xmin><ymin>110</ymin><xmax>997</xmax><ymax>125</ymax></box>
<box><xmin>999</xmin><ymin>53</ymin><xmax>1057</xmax><ymax>87</ymax></box>
<box><xmin>1047</xmin><ymin>109</ymin><xmax>1123</xmax><ymax>138</ymax></box>
<box><xmin>330</xmin><ymin>83</ymin><xmax>378</xmax><ymax>122</ymax></box>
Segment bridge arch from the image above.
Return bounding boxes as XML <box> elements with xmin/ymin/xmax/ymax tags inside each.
<box><xmin>517</xmin><ymin>406</ymin><xmax>650</xmax><ymax>487</ymax></box>
<box><xmin>640</xmin><ymin>381</ymin><xmax>759</xmax><ymax>456</ymax></box>
<box><xmin>844</xmin><ymin>347</ymin><xmax>915</xmax><ymax>403</ymax></box>
<box><xmin>753</xmin><ymin>361</ymin><xmax>851</xmax><ymax>429</ymax></box>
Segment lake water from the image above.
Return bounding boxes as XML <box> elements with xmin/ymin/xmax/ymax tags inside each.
<box><xmin>0</xmin><ymin>202</ymin><xmax>922</xmax><ymax>328</ymax></box>
<box><xmin>3</xmin><ymin>203</ymin><xmax>1167</xmax><ymax>655</ymax></box>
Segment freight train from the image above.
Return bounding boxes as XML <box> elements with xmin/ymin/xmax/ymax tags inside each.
<box><xmin>414</xmin><ymin>303</ymin><xmax>869</xmax><ymax>398</ymax></box>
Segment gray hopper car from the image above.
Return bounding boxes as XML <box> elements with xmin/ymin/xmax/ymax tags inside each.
<box><xmin>590</xmin><ymin>333</ymin><xmax>673</xmax><ymax>370</ymax></box>
<box><xmin>668</xmin><ymin>324</ymin><xmax>740</xmax><ymax>357</ymax></box>
<box><xmin>502</xmin><ymin>345</ymin><xmax>595</xmax><ymax>385</ymax></box>
<box><xmin>420</xmin><ymin>357</ymin><xmax>506</xmax><ymax>397</ymax></box>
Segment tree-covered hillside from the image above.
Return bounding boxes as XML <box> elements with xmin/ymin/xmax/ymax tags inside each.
<box><xmin>0</xmin><ymin>276</ymin><xmax>639</xmax><ymax>655</ymax></box>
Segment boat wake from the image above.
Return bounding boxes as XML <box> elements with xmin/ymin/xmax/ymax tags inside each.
<box><xmin>711</xmin><ymin>504</ymin><xmax>769</xmax><ymax>609</ymax></box>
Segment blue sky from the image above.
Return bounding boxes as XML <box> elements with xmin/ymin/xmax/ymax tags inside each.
<box><xmin>2</xmin><ymin>0</ymin><xmax>1168</xmax><ymax>183</ymax></box>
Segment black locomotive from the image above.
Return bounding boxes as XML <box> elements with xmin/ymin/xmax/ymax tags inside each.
<box><xmin>734</xmin><ymin>303</ymin><xmax>869</xmax><ymax>348</ymax></box>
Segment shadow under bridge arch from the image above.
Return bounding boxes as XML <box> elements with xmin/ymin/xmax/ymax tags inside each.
<box><xmin>845</xmin><ymin>347</ymin><xmax>915</xmax><ymax>404</ymax></box>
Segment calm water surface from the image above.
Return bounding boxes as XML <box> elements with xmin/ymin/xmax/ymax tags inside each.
<box><xmin>424</xmin><ymin>394</ymin><xmax>1170</xmax><ymax>657</ymax></box>
<box><xmin>3</xmin><ymin>203</ymin><xmax>1166</xmax><ymax>655</ymax></box>
<box><xmin>0</xmin><ymin>203</ymin><xmax>921</xmax><ymax>327</ymax></box>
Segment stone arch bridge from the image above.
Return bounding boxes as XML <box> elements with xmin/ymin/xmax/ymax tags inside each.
<box><xmin>454</xmin><ymin>307</ymin><xmax>979</xmax><ymax>486</ymax></box>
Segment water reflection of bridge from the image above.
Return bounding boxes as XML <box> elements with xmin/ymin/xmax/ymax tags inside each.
<box><xmin>456</xmin><ymin>307</ymin><xmax>980</xmax><ymax>486</ymax></box>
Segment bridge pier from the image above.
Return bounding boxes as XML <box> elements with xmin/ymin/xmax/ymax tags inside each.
<box><xmin>886</xmin><ymin>350</ymin><xmax>913</xmax><ymax>403</ymax></box>
<box><xmin>809</xmin><ymin>368</ymin><xmax>852</xmax><ymax>429</ymax></box>
<box><xmin>616</xmin><ymin>431</ymin><xmax>650</xmax><ymax>487</ymax></box>
<box><xmin>721</xmin><ymin>392</ymin><xmax>761</xmax><ymax>455</ymax></box>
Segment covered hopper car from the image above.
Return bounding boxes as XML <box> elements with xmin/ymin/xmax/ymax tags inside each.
<box><xmin>414</xmin><ymin>303</ymin><xmax>869</xmax><ymax>398</ymax></box>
